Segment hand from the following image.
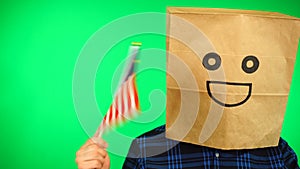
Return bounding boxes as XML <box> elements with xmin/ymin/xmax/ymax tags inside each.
<box><xmin>76</xmin><ymin>138</ymin><xmax>110</xmax><ymax>169</ymax></box>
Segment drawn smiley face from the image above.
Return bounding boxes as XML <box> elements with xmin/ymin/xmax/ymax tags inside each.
<box><xmin>202</xmin><ymin>52</ymin><xmax>260</xmax><ymax>107</ymax></box>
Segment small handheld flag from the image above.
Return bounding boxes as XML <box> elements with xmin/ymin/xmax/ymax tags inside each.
<box><xmin>93</xmin><ymin>42</ymin><xmax>141</xmax><ymax>140</ymax></box>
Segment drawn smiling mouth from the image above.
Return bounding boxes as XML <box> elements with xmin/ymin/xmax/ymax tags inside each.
<box><xmin>206</xmin><ymin>81</ymin><xmax>252</xmax><ymax>107</ymax></box>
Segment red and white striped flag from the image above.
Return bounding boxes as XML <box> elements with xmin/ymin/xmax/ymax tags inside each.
<box><xmin>94</xmin><ymin>42</ymin><xmax>141</xmax><ymax>139</ymax></box>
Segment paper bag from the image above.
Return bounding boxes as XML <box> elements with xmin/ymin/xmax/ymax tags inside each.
<box><xmin>166</xmin><ymin>7</ymin><xmax>300</xmax><ymax>149</ymax></box>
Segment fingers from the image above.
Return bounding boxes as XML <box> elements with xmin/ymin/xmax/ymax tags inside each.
<box><xmin>77</xmin><ymin>153</ymin><xmax>106</xmax><ymax>167</ymax></box>
<box><xmin>77</xmin><ymin>160</ymin><xmax>103</xmax><ymax>169</ymax></box>
<box><xmin>76</xmin><ymin>138</ymin><xmax>109</xmax><ymax>169</ymax></box>
<box><xmin>78</xmin><ymin>138</ymin><xmax>108</xmax><ymax>155</ymax></box>
<box><xmin>78</xmin><ymin>145</ymin><xmax>107</xmax><ymax>160</ymax></box>
<box><xmin>76</xmin><ymin>151</ymin><xmax>106</xmax><ymax>169</ymax></box>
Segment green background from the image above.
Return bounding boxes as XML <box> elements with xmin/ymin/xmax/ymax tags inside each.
<box><xmin>1</xmin><ymin>0</ymin><xmax>299</xmax><ymax>168</ymax></box>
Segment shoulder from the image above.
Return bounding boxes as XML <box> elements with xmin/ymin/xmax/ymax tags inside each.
<box><xmin>278</xmin><ymin>138</ymin><xmax>299</xmax><ymax>168</ymax></box>
<box><xmin>122</xmin><ymin>125</ymin><xmax>170</xmax><ymax>169</ymax></box>
<box><xmin>128</xmin><ymin>125</ymin><xmax>171</xmax><ymax>153</ymax></box>
<box><xmin>126</xmin><ymin>125</ymin><xmax>210</xmax><ymax>157</ymax></box>
<box><xmin>125</xmin><ymin>125</ymin><xmax>168</xmax><ymax>156</ymax></box>
<box><xmin>234</xmin><ymin>138</ymin><xmax>299</xmax><ymax>169</ymax></box>
<box><xmin>136</xmin><ymin>125</ymin><xmax>166</xmax><ymax>137</ymax></box>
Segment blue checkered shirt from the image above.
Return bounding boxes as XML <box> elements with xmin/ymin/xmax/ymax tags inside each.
<box><xmin>123</xmin><ymin>125</ymin><xmax>299</xmax><ymax>169</ymax></box>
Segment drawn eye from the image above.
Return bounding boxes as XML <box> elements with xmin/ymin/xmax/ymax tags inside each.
<box><xmin>202</xmin><ymin>52</ymin><xmax>221</xmax><ymax>71</ymax></box>
<box><xmin>242</xmin><ymin>55</ymin><xmax>259</xmax><ymax>74</ymax></box>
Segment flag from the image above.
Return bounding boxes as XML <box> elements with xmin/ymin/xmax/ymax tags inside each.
<box><xmin>94</xmin><ymin>42</ymin><xmax>141</xmax><ymax>138</ymax></box>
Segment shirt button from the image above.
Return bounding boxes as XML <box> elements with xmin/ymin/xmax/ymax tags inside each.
<box><xmin>215</xmin><ymin>152</ymin><xmax>220</xmax><ymax>158</ymax></box>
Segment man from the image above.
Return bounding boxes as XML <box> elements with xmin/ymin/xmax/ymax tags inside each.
<box><xmin>75</xmin><ymin>125</ymin><xmax>299</xmax><ymax>169</ymax></box>
<box><xmin>76</xmin><ymin>7</ymin><xmax>300</xmax><ymax>169</ymax></box>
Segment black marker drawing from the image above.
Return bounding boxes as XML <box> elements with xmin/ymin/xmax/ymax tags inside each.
<box><xmin>206</xmin><ymin>81</ymin><xmax>252</xmax><ymax>107</ymax></box>
<box><xmin>203</xmin><ymin>53</ymin><xmax>259</xmax><ymax>107</ymax></box>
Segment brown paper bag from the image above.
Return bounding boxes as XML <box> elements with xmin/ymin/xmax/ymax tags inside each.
<box><xmin>166</xmin><ymin>7</ymin><xmax>300</xmax><ymax>149</ymax></box>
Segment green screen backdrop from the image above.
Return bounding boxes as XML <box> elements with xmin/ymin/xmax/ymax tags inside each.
<box><xmin>0</xmin><ymin>0</ymin><xmax>299</xmax><ymax>168</ymax></box>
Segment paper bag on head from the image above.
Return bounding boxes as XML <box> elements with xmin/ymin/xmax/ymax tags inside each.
<box><xmin>166</xmin><ymin>7</ymin><xmax>300</xmax><ymax>149</ymax></box>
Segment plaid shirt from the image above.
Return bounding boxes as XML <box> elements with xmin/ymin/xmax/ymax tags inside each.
<box><xmin>123</xmin><ymin>125</ymin><xmax>299</xmax><ymax>169</ymax></box>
